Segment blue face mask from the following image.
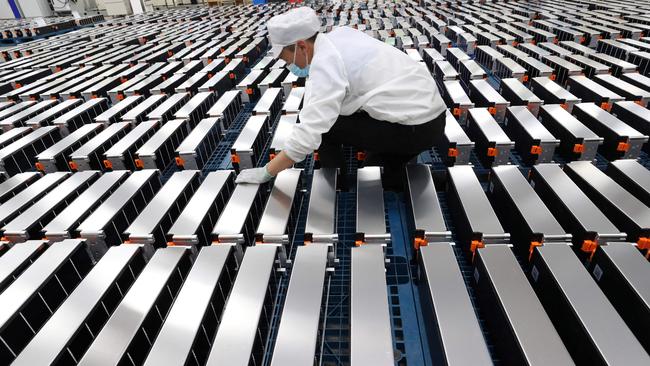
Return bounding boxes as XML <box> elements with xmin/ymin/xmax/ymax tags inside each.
<box><xmin>289</xmin><ymin>43</ymin><xmax>310</xmax><ymax>78</ymax></box>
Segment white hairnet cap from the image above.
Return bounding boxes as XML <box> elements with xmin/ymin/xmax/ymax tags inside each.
<box><xmin>267</xmin><ymin>7</ymin><xmax>320</xmax><ymax>58</ymax></box>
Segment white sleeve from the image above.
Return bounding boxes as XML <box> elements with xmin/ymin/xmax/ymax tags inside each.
<box><xmin>283</xmin><ymin>46</ymin><xmax>348</xmax><ymax>162</ymax></box>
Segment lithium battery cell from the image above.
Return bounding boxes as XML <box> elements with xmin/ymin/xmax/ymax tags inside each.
<box><xmin>268</xmin><ymin>114</ymin><xmax>298</xmax><ymax>160</ymax></box>
<box><xmin>405</xmin><ymin>164</ymin><xmax>451</xmax><ymax>245</ymax></box>
<box><xmin>0</xmin><ymin>239</ymin><xmax>93</xmax><ymax>364</ymax></box>
<box><xmin>519</xmin><ymin>43</ymin><xmax>552</xmax><ymax>60</ymax></box>
<box><xmin>564</xmin><ymin>161</ymin><xmax>650</xmax><ymax>245</ymax></box>
<box><xmin>252</xmin><ymin>87</ymin><xmax>283</xmax><ymax>125</ymax></box>
<box><xmin>211</xmin><ymin>181</ymin><xmax>269</xmax><ymax>250</ymax></box>
<box><xmin>0</xmin><ymin>100</ymin><xmax>58</xmax><ymax>132</ymax></box>
<box><xmin>446</xmin><ymin>165</ymin><xmax>510</xmax><ymax>256</ymax></box>
<box><xmin>236</xmin><ymin>69</ymin><xmax>267</xmax><ymax>103</ymax></box>
<box><xmin>473</xmin><ymin>244</ymin><xmax>573</xmax><ymax>366</ymax></box>
<box><xmin>0</xmin><ymin>126</ymin><xmax>61</xmax><ymax>176</ymax></box>
<box><xmin>258</xmin><ymin>69</ymin><xmax>288</xmax><ymax>96</ymax></box>
<box><xmin>445</xmin><ymin>48</ymin><xmax>470</xmax><ymax>71</ymax></box>
<box><xmin>35</xmin><ymin>123</ymin><xmax>103</xmax><ymax>173</ymax></box>
<box><xmin>589</xmin><ymin>242</ymin><xmax>650</xmax><ymax>353</ymax></box>
<box><xmin>474</xmin><ymin>45</ymin><xmax>505</xmax><ymax>72</ymax></box>
<box><xmin>606</xmin><ymin>159</ymin><xmax>650</xmax><ymax>206</ymax></box>
<box><xmin>422</xmin><ymin>48</ymin><xmax>445</xmax><ymax>72</ymax></box>
<box><xmin>79</xmin><ymin>75</ymin><xmax>122</xmax><ymax>100</ymax></box>
<box><xmin>108</xmin><ymin>74</ymin><xmax>147</xmax><ymax>104</ymax></box>
<box><xmin>166</xmin><ymin>170</ymin><xmax>234</xmax><ymax>247</ymax></box>
<box><xmin>543</xmin><ymin>55</ymin><xmax>583</xmax><ymax>86</ymax></box>
<box><xmin>458</xmin><ymin>59</ymin><xmax>486</xmax><ymax>85</ymax></box>
<box><xmin>69</xmin><ymin>122</ymin><xmax>131</xmax><ymax>171</ymax></box>
<box><xmin>94</xmin><ymin>95</ymin><xmax>142</xmax><ymax>124</ymax></box>
<box><xmin>175</xmin><ymin>118</ymin><xmax>221</xmax><ymax>170</ymax></box>
<box><xmin>504</xmin><ymin>106</ymin><xmax>559</xmax><ymax>164</ymax></box>
<box><xmin>552</xmin><ymin>27</ymin><xmax>584</xmax><ymax>45</ymax></box>
<box><xmin>134</xmin><ymin>119</ymin><xmax>189</xmax><ymax>170</ymax></box>
<box><xmin>529</xmin><ymin>243</ymin><xmax>650</xmax><ymax>365</ymax></box>
<box><xmin>572</xmin><ymin>103</ymin><xmax>648</xmax><ymax>159</ymax></box>
<box><xmin>121</xmin><ymin>94</ymin><xmax>167</xmax><ymax>124</ymax></box>
<box><xmin>356</xmin><ymin>167</ymin><xmax>389</xmax><ymax>245</ymax></box>
<box><xmin>418</xmin><ymin>242</ymin><xmax>491</xmax><ymax>365</ymax></box>
<box><xmin>497</xmin><ymin>44</ymin><xmax>529</xmax><ymax>61</ymax></box>
<box><xmin>231</xmin><ymin>115</ymin><xmax>269</xmax><ymax>170</ymax></box>
<box><xmin>499</xmin><ymin>78</ymin><xmax>543</xmax><ymax>116</ymax></box>
<box><xmin>124</xmin><ymin>73</ymin><xmax>164</xmax><ymax>97</ymax></box>
<box><xmin>434</xmin><ymin>61</ymin><xmax>460</xmax><ymax>84</ymax></box>
<box><xmin>567</xmin><ymin>75</ymin><xmax>624</xmax><ymax>111</ymax></box>
<box><xmin>0</xmin><ymin>239</ymin><xmax>48</xmax><ymax>291</ymax></box>
<box><xmin>77</xmin><ymin>169</ymin><xmax>161</xmax><ymax>259</ymax></box>
<box><xmin>41</xmin><ymin>170</ymin><xmax>130</xmax><ymax>242</ymax></box>
<box><xmin>597</xmin><ymin>39</ymin><xmax>639</xmax><ymax>61</ymax></box>
<box><xmin>628</xmin><ymin>51</ymin><xmax>650</xmax><ymax>75</ymax></box>
<box><xmin>442</xmin><ymin>80</ymin><xmax>474</xmax><ymax>126</ymax></box>
<box><xmin>198</xmin><ymin>71</ymin><xmax>231</xmax><ymax>96</ymax></box>
<box><xmin>222</xmin><ymin>58</ymin><xmax>246</xmax><ymax>83</ymax></box>
<box><xmin>174</xmin><ymin>91</ymin><xmax>216</xmax><ymax>129</ymax></box>
<box><xmin>281</xmin><ymin>73</ymin><xmax>303</xmax><ymax>96</ymax></box>
<box><xmin>207</xmin><ymin>90</ymin><xmax>242</xmax><ymax>133</ymax></box>
<box><xmin>431</xmin><ymin>33</ymin><xmax>451</xmax><ymax>56</ymax></box>
<box><xmin>282</xmin><ymin>87</ymin><xmax>304</xmax><ymax>115</ymax></box>
<box><xmin>538</xmin><ymin>104</ymin><xmax>602</xmax><ymax>161</ymax></box>
<box><xmin>144</xmin><ymin>244</ymin><xmax>239</xmax><ymax>366</ymax></box>
<box><xmin>205</xmin><ymin>244</ymin><xmax>282</xmax><ymax>366</ymax></box>
<box><xmin>436</xmin><ymin>110</ymin><xmax>474</xmax><ymax>166</ymax></box>
<box><xmin>489</xmin><ymin>165</ymin><xmax>572</xmax><ymax>257</ymax></box>
<box><xmin>560</xmin><ymin>41</ymin><xmax>597</xmax><ymax>56</ymax></box>
<box><xmin>147</xmin><ymin>93</ymin><xmax>189</xmax><ymax>122</ymax></box>
<box><xmin>477</xmin><ymin>32</ymin><xmax>502</xmax><ymax>49</ymax></box>
<box><xmin>593</xmin><ymin>75</ymin><xmax>650</xmax><ymax>107</ymax></box>
<box><xmin>589</xmin><ymin>52</ymin><xmax>638</xmax><ymax>76</ymax></box>
<box><xmin>77</xmin><ymin>247</ymin><xmax>191</xmax><ymax>366</ymax></box>
<box><xmin>530</xmin><ymin>77</ymin><xmax>581</xmax><ymax>113</ymax></box>
<box><xmin>494</xmin><ymin>57</ymin><xmax>528</xmax><ymax>83</ymax></box>
<box><xmin>0</xmin><ymin>128</ymin><xmax>32</xmax><ymax>152</ymax></box>
<box><xmin>0</xmin><ymin>172</ymin><xmax>40</xmax><ymax>204</ymax></box>
<box><xmin>530</xmin><ymin>163</ymin><xmax>627</xmax><ymax>253</ymax></box>
<box><xmin>103</xmin><ymin>121</ymin><xmax>159</xmax><ymax>170</ymax></box>
<box><xmin>610</xmin><ymin>101</ymin><xmax>650</xmax><ymax>152</ymax></box>
<box><xmin>303</xmin><ymin>168</ymin><xmax>337</xmax><ymax>243</ymax></box>
<box><xmin>51</xmin><ymin>98</ymin><xmax>108</xmax><ymax>137</ymax></box>
<box><xmin>1</xmin><ymin>171</ymin><xmax>99</xmax><ymax>242</ymax></box>
<box><xmin>467</xmin><ymin>108</ymin><xmax>514</xmax><ymax>167</ymax></box>
<box><xmin>468</xmin><ymin>79</ymin><xmax>510</xmax><ymax>123</ymax></box>
<box><xmin>174</xmin><ymin>73</ymin><xmax>210</xmax><ymax>96</ymax></box>
<box><xmin>517</xmin><ymin>56</ymin><xmax>554</xmax><ymax>80</ymax></box>
<box><xmin>124</xmin><ymin>170</ymin><xmax>200</xmax><ymax>249</ymax></box>
<box><xmin>565</xmin><ymin>54</ymin><xmax>610</xmax><ymax>78</ymax></box>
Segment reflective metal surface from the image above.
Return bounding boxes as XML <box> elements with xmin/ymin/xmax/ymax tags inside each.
<box><xmin>477</xmin><ymin>245</ymin><xmax>574</xmax><ymax>365</ymax></box>
<box><xmin>212</xmin><ymin>182</ymin><xmax>260</xmax><ymax>240</ymax></box>
<box><xmin>304</xmin><ymin>168</ymin><xmax>337</xmax><ymax>241</ymax></box>
<box><xmin>351</xmin><ymin>244</ymin><xmax>393</xmax><ymax>366</ymax></box>
<box><xmin>0</xmin><ymin>240</ymin><xmax>48</xmax><ymax>289</ymax></box>
<box><xmin>256</xmin><ymin>169</ymin><xmax>301</xmax><ymax>241</ymax></box>
<box><xmin>78</xmin><ymin>246</ymin><xmax>188</xmax><ymax>366</ymax></box>
<box><xmin>419</xmin><ymin>243</ymin><xmax>492</xmax><ymax>366</ymax></box>
<box><xmin>206</xmin><ymin>245</ymin><xmax>278</xmax><ymax>366</ymax></box>
<box><xmin>271</xmin><ymin>244</ymin><xmax>329</xmax><ymax>366</ymax></box>
<box><xmin>356</xmin><ymin>167</ymin><xmax>387</xmax><ymax>242</ymax></box>
<box><xmin>405</xmin><ymin>165</ymin><xmax>450</xmax><ymax>241</ymax></box>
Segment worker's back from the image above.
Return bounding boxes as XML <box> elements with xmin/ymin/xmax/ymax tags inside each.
<box><xmin>318</xmin><ymin>26</ymin><xmax>445</xmax><ymax>123</ymax></box>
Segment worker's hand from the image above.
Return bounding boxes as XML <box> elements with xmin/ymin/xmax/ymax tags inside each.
<box><xmin>235</xmin><ymin>164</ymin><xmax>274</xmax><ymax>184</ymax></box>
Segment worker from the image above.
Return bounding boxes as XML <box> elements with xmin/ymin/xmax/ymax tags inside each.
<box><xmin>236</xmin><ymin>7</ymin><xmax>446</xmax><ymax>190</ymax></box>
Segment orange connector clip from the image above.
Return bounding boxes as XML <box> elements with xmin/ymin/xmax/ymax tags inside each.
<box><xmin>487</xmin><ymin>147</ymin><xmax>498</xmax><ymax>157</ymax></box>
<box><xmin>414</xmin><ymin>237</ymin><xmax>428</xmax><ymax>250</ymax></box>
<box><xmin>470</xmin><ymin>240</ymin><xmax>484</xmax><ymax>262</ymax></box>
<box><xmin>103</xmin><ymin>160</ymin><xmax>113</xmax><ymax>170</ymax></box>
<box><xmin>601</xmin><ymin>102</ymin><xmax>612</xmax><ymax>111</ymax></box>
<box><xmin>530</xmin><ymin>145</ymin><xmax>542</xmax><ymax>155</ymax></box>
<box><xmin>452</xmin><ymin>107</ymin><xmax>461</xmax><ymax>116</ymax></box>
<box><xmin>357</xmin><ymin>151</ymin><xmax>366</xmax><ymax>161</ymax></box>
<box><xmin>488</xmin><ymin>106</ymin><xmax>497</xmax><ymax>115</ymax></box>
<box><xmin>529</xmin><ymin>241</ymin><xmax>543</xmax><ymax>261</ymax></box>
<box><xmin>581</xmin><ymin>239</ymin><xmax>598</xmax><ymax>260</ymax></box>
<box><xmin>34</xmin><ymin>162</ymin><xmax>44</xmax><ymax>172</ymax></box>
<box><xmin>231</xmin><ymin>154</ymin><xmax>240</xmax><ymax>164</ymax></box>
<box><xmin>175</xmin><ymin>156</ymin><xmax>184</xmax><ymax>167</ymax></box>
<box><xmin>134</xmin><ymin>159</ymin><xmax>144</xmax><ymax>169</ymax></box>
<box><xmin>68</xmin><ymin>161</ymin><xmax>78</xmax><ymax>171</ymax></box>
<box><xmin>355</xmin><ymin>240</ymin><xmax>364</xmax><ymax>247</ymax></box>
<box><xmin>448</xmin><ymin>148</ymin><xmax>458</xmax><ymax>157</ymax></box>
<box><xmin>616</xmin><ymin>142</ymin><xmax>630</xmax><ymax>152</ymax></box>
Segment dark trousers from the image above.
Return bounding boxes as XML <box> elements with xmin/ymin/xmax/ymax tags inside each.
<box><xmin>317</xmin><ymin>111</ymin><xmax>446</xmax><ymax>189</ymax></box>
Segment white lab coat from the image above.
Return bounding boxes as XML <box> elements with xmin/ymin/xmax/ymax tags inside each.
<box><xmin>283</xmin><ymin>26</ymin><xmax>446</xmax><ymax>162</ymax></box>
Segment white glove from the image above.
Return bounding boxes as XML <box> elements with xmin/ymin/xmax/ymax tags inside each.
<box><xmin>235</xmin><ymin>164</ymin><xmax>274</xmax><ymax>184</ymax></box>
